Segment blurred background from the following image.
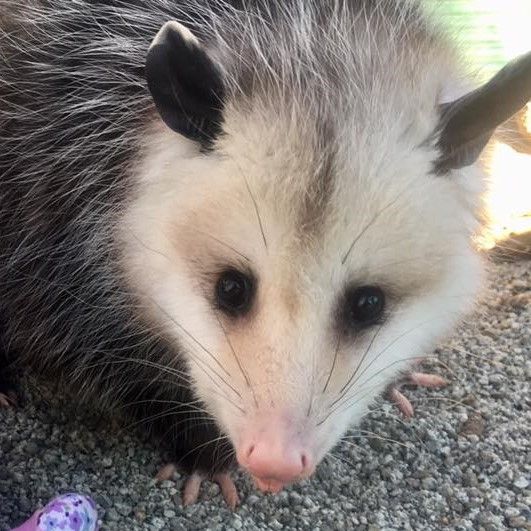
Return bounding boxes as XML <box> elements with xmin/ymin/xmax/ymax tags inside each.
<box><xmin>428</xmin><ymin>0</ymin><xmax>531</xmax><ymax>257</ymax></box>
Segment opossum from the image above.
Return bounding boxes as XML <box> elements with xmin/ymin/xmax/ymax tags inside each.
<box><xmin>0</xmin><ymin>0</ymin><xmax>530</xmax><ymax>506</ymax></box>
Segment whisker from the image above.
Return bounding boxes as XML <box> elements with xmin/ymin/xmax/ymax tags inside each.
<box><xmin>243</xmin><ymin>175</ymin><xmax>268</xmax><ymax>250</ymax></box>
<box><xmin>318</xmin><ymin>353</ymin><xmax>440</xmax><ymax>426</ymax></box>
<box><xmin>339</xmin><ymin>324</ymin><xmax>383</xmax><ymax>396</ymax></box>
<box><xmin>341</xmin><ymin>432</ymin><xmax>413</xmax><ymax>450</ymax></box>
<box><xmin>150</xmin><ymin>299</ymin><xmax>244</xmax><ymax>403</ymax></box>
<box><xmin>307</xmin><ymin>328</ymin><xmax>320</xmax><ymax>417</ymax></box>
<box><xmin>216</xmin><ymin>314</ymin><xmax>258</xmax><ymax>408</ymax></box>
<box><xmin>414</xmin><ymin>395</ymin><xmax>483</xmax><ymax>412</ymax></box>
<box><xmin>124</xmin><ymin>411</ymin><xmax>210</xmax><ymax>432</ymax></box>
<box><xmin>176</xmin><ymin>433</ymin><xmax>232</xmax><ymax>470</ymax></box>
<box><xmin>364</xmin><ymin>408</ymin><xmax>428</xmax><ymax>450</ymax></box>
<box><xmin>333</xmin><ymin>357</ymin><xmax>430</xmax><ymax>418</ymax></box>
<box><xmin>81</xmin><ymin>356</ymin><xmax>194</xmax><ymax>384</ymax></box>
<box><xmin>163</xmin><ymin>220</ymin><xmax>252</xmax><ymax>263</ymax></box>
<box><xmin>322</xmin><ymin>335</ymin><xmax>341</xmax><ymax>394</ymax></box>
<box><xmin>342</xmin><ymin>194</ymin><xmax>403</xmax><ymax>264</ymax></box>
<box><xmin>325</xmin><ymin>450</ymin><xmax>360</xmax><ymax>468</ymax></box>
<box><xmin>119</xmin><ymin>398</ymin><xmax>208</xmax><ymax>413</ymax></box>
<box><xmin>338</xmin><ymin>313</ymin><xmax>456</xmax><ymax>408</ymax></box>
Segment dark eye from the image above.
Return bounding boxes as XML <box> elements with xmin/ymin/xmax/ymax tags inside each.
<box><xmin>345</xmin><ymin>286</ymin><xmax>386</xmax><ymax>327</ymax></box>
<box><xmin>215</xmin><ymin>269</ymin><xmax>254</xmax><ymax>316</ymax></box>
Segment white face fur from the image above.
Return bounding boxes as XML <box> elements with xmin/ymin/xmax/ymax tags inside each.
<box><xmin>118</xmin><ymin>0</ymin><xmax>531</xmax><ymax>488</ymax></box>
<box><xmin>121</xmin><ymin>82</ymin><xmax>484</xmax><ymax>484</ymax></box>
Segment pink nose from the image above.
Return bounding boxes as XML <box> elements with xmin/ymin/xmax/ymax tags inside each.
<box><xmin>238</xmin><ymin>441</ymin><xmax>313</xmax><ymax>492</ymax></box>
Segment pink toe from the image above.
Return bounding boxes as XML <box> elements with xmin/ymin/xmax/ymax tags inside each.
<box><xmin>389</xmin><ymin>388</ymin><xmax>415</xmax><ymax>418</ymax></box>
<box><xmin>155</xmin><ymin>463</ymin><xmax>177</xmax><ymax>482</ymax></box>
<box><xmin>214</xmin><ymin>473</ymin><xmax>239</xmax><ymax>510</ymax></box>
<box><xmin>409</xmin><ymin>372</ymin><xmax>448</xmax><ymax>388</ymax></box>
<box><xmin>182</xmin><ymin>472</ymin><xmax>203</xmax><ymax>506</ymax></box>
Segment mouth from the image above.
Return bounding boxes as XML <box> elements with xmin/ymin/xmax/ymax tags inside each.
<box><xmin>247</xmin><ymin>465</ymin><xmax>316</xmax><ymax>494</ymax></box>
<box><xmin>251</xmin><ymin>475</ymin><xmax>292</xmax><ymax>493</ymax></box>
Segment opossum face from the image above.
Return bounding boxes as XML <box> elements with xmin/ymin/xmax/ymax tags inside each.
<box><xmin>126</xmin><ymin>21</ymin><xmax>530</xmax><ymax>491</ymax></box>
<box><xmin>125</xmin><ymin>112</ymin><xmax>482</xmax><ymax>490</ymax></box>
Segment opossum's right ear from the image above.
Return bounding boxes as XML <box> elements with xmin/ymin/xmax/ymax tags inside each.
<box><xmin>146</xmin><ymin>21</ymin><xmax>225</xmax><ymax>144</ymax></box>
<box><xmin>435</xmin><ymin>51</ymin><xmax>531</xmax><ymax>173</ymax></box>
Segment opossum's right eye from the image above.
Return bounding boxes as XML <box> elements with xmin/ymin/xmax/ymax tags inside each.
<box><xmin>216</xmin><ymin>269</ymin><xmax>254</xmax><ymax>317</ymax></box>
<box><xmin>338</xmin><ymin>286</ymin><xmax>386</xmax><ymax>333</ymax></box>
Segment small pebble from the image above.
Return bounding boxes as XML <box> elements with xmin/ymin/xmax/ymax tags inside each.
<box><xmin>459</xmin><ymin>412</ymin><xmax>486</xmax><ymax>437</ymax></box>
<box><xmin>514</xmin><ymin>477</ymin><xmax>529</xmax><ymax>489</ymax></box>
<box><xmin>508</xmin><ymin>516</ymin><xmax>528</xmax><ymax>528</ymax></box>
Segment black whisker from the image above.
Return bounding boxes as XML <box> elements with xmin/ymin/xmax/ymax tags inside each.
<box><xmin>322</xmin><ymin>335</ymin><xmax>341</xmax><ymax>394</ymax></box>
<box><xmin>244</xmin><ymin>176</ymin><xmax>268</xmax><ymax>250</ymax></box>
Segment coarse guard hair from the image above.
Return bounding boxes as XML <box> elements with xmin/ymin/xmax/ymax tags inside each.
<box><xmin>1</xmin><ymin>0</ymin><xmax>530</xmax><ymax>495</ymax></box>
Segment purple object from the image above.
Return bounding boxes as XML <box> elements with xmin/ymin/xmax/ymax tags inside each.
<box><xmin>11</xmin><ymin>493</ymin><xmax>98</xmax><ymax>531</ymax></box>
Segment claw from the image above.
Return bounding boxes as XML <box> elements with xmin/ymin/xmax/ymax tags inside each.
<box><xmin>182</xmin><ymin>471</ymin><xmax>239</xmax><ymax>508</ymax></box>
<box><xmin>387</xmin><ymin>371</ymin><xmax>448</xmax><ymax>417</ymax></box>
<box><xmin>0</xmin><ymin>391</ymin><xmax>17</xmax><ymax>408</ymax></box>
<box><xmin>0</xmin><ymin>394</ymin><xmax>10</xmax><ymax>408</ymax></box>
<box><xmin>155</xmin><ymin>465</ymin><xmax>239</xmax><ymax>508</ymax></box>
<box><xmin>388</xmin><ymin>387</ymin><xmax>414</xmax><ymax>418</ymax></box>
<box><xmin>213</xmin><ymin>472</ymin><xmax>240</xmax><ymax>509</ymax></box>
<box><xmin>182</xmin><ymin>471</ymin><xmax>203</xmax><ymax>506</ymax></box>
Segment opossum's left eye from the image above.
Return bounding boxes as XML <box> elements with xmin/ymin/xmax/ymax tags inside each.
<box><xmin>343</xmin><ymin>286</ymin><xmax>386</xmax><ymax>329</ymax></box>
<box><xmin>216</xmin><ymin>269</ymin><xmax>254</xmax><ymax>316</ymax></box>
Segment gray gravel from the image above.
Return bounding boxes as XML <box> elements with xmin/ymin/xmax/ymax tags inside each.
<box><xmin>1</xmin><ymin>259</ymin><xmax>530</xmax><ymax>531</ymax></box>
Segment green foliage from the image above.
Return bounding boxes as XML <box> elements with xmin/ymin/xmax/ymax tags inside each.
<box><xmin>425</xmin><ymin>0</ymin><xmax>530</xmax><ymax>76</ymax></box>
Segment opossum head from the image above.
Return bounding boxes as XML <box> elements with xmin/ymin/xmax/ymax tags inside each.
<box><xmin>124</xmin><ymin>14</ymin><xmax>531</xmax><ymax>492</ymax></box>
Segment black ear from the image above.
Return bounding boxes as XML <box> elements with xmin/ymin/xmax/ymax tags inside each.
<box><xmin>435</xmin><ymin>51</ymin><xmax>531</xmax><ymax>174</ymax></box>
<box><xmin>146</xmin><ymin>21</ymin><xmax>225</xmax><ymax>144</ymax></box>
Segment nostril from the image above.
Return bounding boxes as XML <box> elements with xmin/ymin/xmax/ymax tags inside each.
<box><xmin>301</xmin><ymin>453</ymin><xmax>307</xmax><ymax>470</ymax></box>
<box><xmin>245</xmin><ymin>444</ymin><xmax>255</xmax><ymax>459</ymax></box>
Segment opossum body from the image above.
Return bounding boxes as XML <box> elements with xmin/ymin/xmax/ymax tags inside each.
<box><xmin>1</xmin><ymin>0</ymin><xmax>530</xmax><ymax>502</ymax></box>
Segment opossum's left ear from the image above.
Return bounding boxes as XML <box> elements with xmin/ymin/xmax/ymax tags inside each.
<box><xmin>146</xmin><ymin>21</ymin><xmax>225</xmax><ymax>144</ymax></box>
<box><xmin>435</xmin><ymin>51</ymin><xmax>531</xmax><ymax>173</ymax></box>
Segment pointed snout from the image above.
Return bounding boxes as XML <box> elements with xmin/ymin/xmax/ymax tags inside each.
<box><xmin>237</xmin><ymin>425</ymin><xmax>315</xmax><ymax>492</ymax></box>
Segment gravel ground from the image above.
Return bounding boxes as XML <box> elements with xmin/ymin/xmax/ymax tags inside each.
<box><xmin>0</xmin><ymin>259</ymin><xmax>529</xmax><ymax>531</ymax></box>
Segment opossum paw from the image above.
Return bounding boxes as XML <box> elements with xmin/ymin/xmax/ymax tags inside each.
<box><xmin>155</xmin><ymin>464</ymin><xmax>239</xmax><ymax>509</ymax></box>
<box><xmin>408</xmin><ymin>372</ymin><xmax>447</xmax><ymax>389</ymax></box>
<box><xmin>0</xmin><ymin>392</ymin><xmax>12</xmax><ymax>408</ymax></box>
<box><xmin>155</xmin><ymin>462</ymin><xmax>178</xmax><ymax>482</ymax></box>
<box><xmin>182</xmin><ymin>471</ymin><xmax>203</xmax><ymax>506</ymax></box>
<box><xmin>387</xmin><ymin>387</ymin><xmax>415</xmax><ymax>418</ymax></box>
<box><xmin>0</xmin><ymin>389</ymin><xmax>18</xmax><ymax>409</ymax></box>
<box><xmin>0</xmin><ymin>369</ymin><xmax>21</xmax><ymax>409</ymax></box>
<box><xmin>182</xmin><ymin>471</ymin><xmax>239</xmax><ymax>509</ymax></box>
<box><xmin>387</xmin><ymin>372</ymin><xmax>448</xmax><ymax>418</ymax></box>
<box><xmin>183</xmin><ymin>472</ymin><xmax>240</xmax><ymax>511</ymax></box>
<box><xmin>213</xmin><ymin>471</ymin><xmax>240</xmax><ymax>509</ymax></box>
